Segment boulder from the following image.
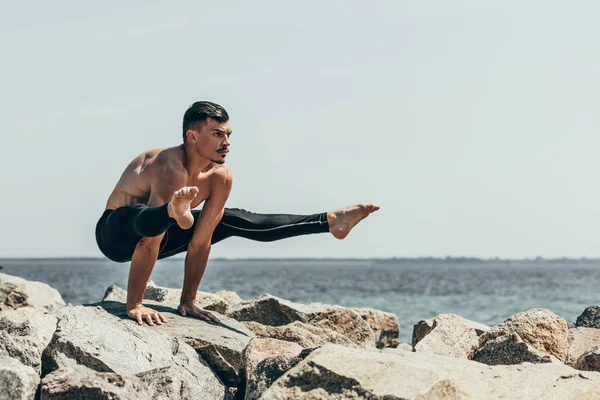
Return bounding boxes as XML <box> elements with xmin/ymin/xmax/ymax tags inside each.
<box><xmin>472</xmin><ymin>332</ymin><xmax>557</xmax><ymax>365</ymax></box>
<box><xmin>575</xmin><ymin>306</ymin><xmax>600</xmax><ymax>329</ymax></box>
<box><xmin>0</xmin><ymin>273</ymin><xmax>65</xmax><ymax>311</ymax></box>
<box><xmin>412</xmin><ymin>316</ymin><xmax>489</xmax><ymax>347</ymax></box>
<box><xmin>42</xmin><ymin>305</ymin><xmax>226</xmax><ymax>398</ymax></box>
<box><xmin>350</xmin><ymin>307</ymin><xmax>400</xmax><ymax>349</ymax></box>
<box><xmin>0</xmin><ymin>356</ymin><xmax>39</xmax><ymax>400</ymax></box>
<box><xmin>308</xmin><ymin>307</ymin><xmax>377</xmax><ymax>348</ymax></box>
<box><xmin>480</xmin><ymin>308</ymin><xmax>568</xmax><ymax>361</ymax></box>
<box><xmin>215</xmin><ymin>291</ymin><xmax>243</xmax><ymax>307</ymax></box>
<box><xmin>565</xmin><ymin>327</ymin><xmax>600</xmax><ymax>367</ymax></box>
<box><xmin>243</xmin><ymin>321</ymin><xmax>356</xmax><ymax>348</ymax></box>
<box><xmin>382</xmin><ymin>343</ymin><xmax>413</xmax><ymax>355</ymax></box>
<box><xmin>94</xmin><ymin>300</ymin><xmax>254</xmax><ymax>387</ymax></box>
<box><xmin>412</xmin><ymin>314</ymin><xmax>480</xmax><ymax>359</ymax></box>
<box><xmin>40</xmin><ymin>365</ymin><xmax>150</xmax><ymax>399</ymax></box>
<box><xmin>260</xmin><ymin>344</ymin><xmax>600</xmax><ymax>399</ymax></box>
<box><xmin>101</xmin><ymin>284</ymin><xmax>230</xmax><ymax>314</ymax></box>
<box><xmin>575</xmin><ymin>346</ymin><xmax>600</xmax><ymax>372</ymax></box>
<box><xmin>242</xmin><ymin>338</ymin><xmax>304</xmax><ymax>400</ymax></box>
<box><xmin>226</xmin><ymin>294</ymin><xmax>323</xmax><ymax>326</ymax></box>
<box><xmin>0</xmin><ymin>308</ymin><xmax>57</xmax><ymax>374</ymax></box>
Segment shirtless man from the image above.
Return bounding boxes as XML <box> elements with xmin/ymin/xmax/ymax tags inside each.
<box><xmin>95</xmin><ymin>101</ymin><xmax>379</xmax><ymax>326</ymax></box>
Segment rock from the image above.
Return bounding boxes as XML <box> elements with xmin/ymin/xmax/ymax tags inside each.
<box><xmin>40</xmin><ymin>365</ymin><xmax>150</xmax><ymax>399</ymax></box>
<box><xmin>565</xmin><ymin>327</ymin><xmax>600</xmax><ymax>367</ymax></box>
<box><xmin>412</xmin><ymin>316</ymin><xmax>489</xmax><ymax>348</ymax></box>
<box><xmin>0</xmin><ymin>273</ymin><xmax>65</xmax><ymax>311</ymax></box>
<box><xmin>0</xmin><ymin>308</ymin><xmax>57</xmax><ymax>374</ymax></box>
<box><xmin>480</xmin><ymin>308</ymin><xmax>568</xmax><ymax>361</ymax></box>
<box><xmin>575</xmin><ymin>346</ymin><xmax>600</xmax><ymax>372</ymax></box>
<box><xmin>575</xmin><ymin>306</ymin><xmax>600</xmax><ymax>329</ymax></box>
<box><xmin>308</xmin><ymin>307</ymin><xmax>377</xmax><ymax>348</ymax></box>
<box><xmin>382</xmin><ymin>343</ymin><xmax>413</xmax><ymax>355</ymax></box>
<box><xmin>216</xmin><ymin>291</ymin><xmax>243</xmax><ymax>307</ymax></box>
<box><xmin>226</xmin><ymin>294</ymin><xmax>323</xmax><ymax>326</ymax></box>
<box><xmin>96</xmin><ymin>299</ymin><xmax>254</xmax><ymax>387</ymax></box>
<box><xmin>260</xmin><ymin>344</ymin><xmax>600</xmax><ymax>399</ymax></box>
<box><xmin>0</xmin><ymin>356</ymin><xmax>39</xmax><ymax>400</ymax></box>
<box><xmin>243</xmin><ymin>321</ymin><xmax>356</xmax><ymax>348</ymax></box>
<box><xmin>102</xmin><ymin>284</ymin><xmax>230</xmax><ymax>314</ymax></box>
<box><xmin>242</xmin><ymin>338</ymin><xmax>303</xmax><ymax>400</ymax></box>
<box><xmin>143</xmin><ymin>284</ymin><xmax>230</xmax><ymax>314</ymax></box>
<box><xmin>351</xmin><ymin>307</ymin><xmax>400</xmax><ymax>349</ymax></box>
<box><xmin>42</xmin><ymin>305</ymin><xmax>226</xmax><ymax>398</ymax></box>
<box><xmin>412</xmin><ymin>314</ymin><xmax>480</xmax><ymax>359</ymax></box>
<box><xmin>472</xmin><ymin>332</ymin><xmax>556</xmax><ymax>365</ymax></box>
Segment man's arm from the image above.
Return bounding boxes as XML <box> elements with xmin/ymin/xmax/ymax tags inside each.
<box><xmin>178</xmin><ymin>169</ymin><xmax>232</xmax><ymax>322</ymax></box>
<box><xmin>127</xmin><ymin>163</ymin><xmax>188</xmax><ymax>325</ymax></box>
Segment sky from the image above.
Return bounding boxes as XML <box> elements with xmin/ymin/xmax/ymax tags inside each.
<box><xmin>1</xmin><ymin>1</ymin><xmax>599</xmax><ymax>259</ymax></box>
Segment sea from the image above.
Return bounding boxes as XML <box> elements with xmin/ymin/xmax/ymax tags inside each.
<box><xmin>1</xmin><ymin>258</ymin><xmax>598</xmax><ymax>344</ymax></box>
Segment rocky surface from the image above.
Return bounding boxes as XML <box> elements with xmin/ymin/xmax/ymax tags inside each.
<box><xmin>1</xmin><ymin>272</ymin><xmax>600</xmax><ymax>400</ymax></box>
<box><xmin>0</xmin><ymin>356</ymin><xmax>39</xmax><ymax>400</ymax></box>
<box><xmin>0</xmin><ymin>273</ymin><xmax>65</xmax><ymax>312</ymax></box>
<box><xmin>479</xmin><ymin>308</ymin><xmax>569</xmax><ymax>361</ymax></box>
<box><xmin>412</xmin><ymin>314</ymin><xmax>480</xmax><ymax>359</ymax></box>
<box><xmin>261</xmin><ymin>344</ymin><xmax>600</xmax><ymax>400</ymax></box>
<box><xmin>575</xmin><ymin>306</ymin><xmax>600</xmax><ymax>329</ymax></box>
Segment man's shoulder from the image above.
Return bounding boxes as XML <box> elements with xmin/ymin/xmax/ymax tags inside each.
<box><xmin>209</xmin><ymin>165</ymin><xmax>233</xmax><ymax>187</ymax></box>
<box><xmin>151</xmin><ymin>146</ymin><xmax>186</xmax><ymax>172</ymax></box>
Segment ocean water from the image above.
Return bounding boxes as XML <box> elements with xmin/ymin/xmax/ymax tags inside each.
<box><xmin>1</xmin><ymin>258</ymin><xmax>598</xmax><ymax>344</ymax></box>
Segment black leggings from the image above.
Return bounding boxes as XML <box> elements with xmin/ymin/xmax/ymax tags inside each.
<box><xmin>95</xmin><ymin>203</ymin><xmax>329</xmax><ymax>262</ymax></box>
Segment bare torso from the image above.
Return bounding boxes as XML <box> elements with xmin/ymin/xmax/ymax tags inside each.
<box><xmin>105</xmin><ymin>145</ymin><xmax>226</xmax><ymax>210</ymax></box>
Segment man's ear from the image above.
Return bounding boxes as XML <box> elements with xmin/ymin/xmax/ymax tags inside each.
<box><xmin>186</xmin><ymin>130</ymin><xmax>196</xmax><ymax>142</ymax></box>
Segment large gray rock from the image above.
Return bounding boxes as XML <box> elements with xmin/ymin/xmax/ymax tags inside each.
<box><xmin>575</xmin><ymin>306</ymin><xmax>600</xmax><ymax>329</ymax></box>
<box><xmin>0</xmin><ymin>307</ymin><xmax>57</xmax><ymax>374</ymax></box>
<box><xmin>480</xmin><ymin>308</ymin><xmax>569</xmax><ymax>361</ymax></box>
<box><xmin>215</xmin><ymin>291</ymin><xmax>243</xmax><ymax>307</ymax></box>
<box><xmin>96</xmin><ymin>300</ymin><xmax>254</xmax><ymax>387</ymax></box>
<box><xmin>0</xmin><ymin>273</ymin><xmax>65</xmax><ymax>311</ymax></box>
<box><xmin>226</xmin><ymin>294</ymin><xmax>324</xmax><ymax>326</ymax></box>
<box><xmin>565</xmin><ymin>327</ymin><xmax>600</xmax><ymax>368</ymax></box>
<box><xmin>412</xmin><ymin>314</ymin><xmax>480</xmax><ymax>359</ymax></box>
<box><xmin>472</xmin><ymin>332</ymin><xmax>557</xmax><ymax>365</ymax></box>
<box><xmin>101</xmin><ymin>284</ymin><xmax>230</xmax><ymax>314</ymax></box>
<box><xmin>412</xmin><ymin>315</ymin><xmax>489</xmax><ymax>347</ymax></box>
<box><xmin>242</xmin><ymin>338</ymin><xmax>303</xmax><ymax>400</ymax></box>
<box><xmin>40</xmin><ymin>365</ymin><xmax>150</xmax><ymax>399</ymax></box>
<box><xmin>0</xmin><ymin>356</ymin><xmax>39</xmax><ymax>400</ymax></box>
<box><xmin>260</xmin><ymin>344</ymin><xmax>600</xmax><ymax>399</ymax></box>
<box><xmin>243</xmin><ymin>321</ymin><xmax>356</xmax><ymax>348</ymax></box>
<box><xmin>42</xmin><ymin>305</ymin><xmax>226</xmax><ymax>398</ymax></box>
<box><xmin>308</xmin><ymin>307</ymin><xmax>377</xmax><ymax>348</ymax></box>
<box><xmin>575</xmin><ymin>346</ymin><xmax>600</xmax><ymax>372</ymax></box>
<box><xmin>350</xmin><ymin>307</ymin><xmax>400</xmax><ymax>349</ymax></box>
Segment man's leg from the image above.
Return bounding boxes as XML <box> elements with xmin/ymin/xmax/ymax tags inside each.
<box><xmin>157</xmin><ymin>204</ymin><xmax>379</xmax><ymax>259</ymax></box>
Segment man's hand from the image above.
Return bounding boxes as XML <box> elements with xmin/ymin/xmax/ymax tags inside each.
<box><xmin>127</xmin><ymin>304</ymin><xmax>167</xmax><ymax>326</ymax></box>
<box><xmin>177</xmin><ymin>302</ymin><xmax>220</xmax><ymax>323</ymax></box>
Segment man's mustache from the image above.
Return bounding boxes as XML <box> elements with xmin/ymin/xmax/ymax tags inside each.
<box><xmin>217</xmin><ymin>147</ymin><xmax>229</xmax><ymax>152</ymax></box>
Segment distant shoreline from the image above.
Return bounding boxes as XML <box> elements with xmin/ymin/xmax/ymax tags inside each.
<box><xmin>1</xmin><ymin>256</ymin><xmax>600</xmax><ymax>264</ymax></box>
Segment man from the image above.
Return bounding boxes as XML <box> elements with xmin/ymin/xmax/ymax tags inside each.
<box><xmin>96</xmin><ymin>101</ymin><xmax>379</xmax><ymax>326</ymax></box>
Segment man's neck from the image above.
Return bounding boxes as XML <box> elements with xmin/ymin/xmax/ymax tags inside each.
<box><xmin>180</xmin><ymin>144</ymin><xmax>213</xmax><ymax>177</ymax></box>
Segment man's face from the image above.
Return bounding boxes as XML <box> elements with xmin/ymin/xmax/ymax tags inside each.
<box><xmin>188</xmin><ymin>118</ymin><xmax>232</xmax><ymax>164</ymax></box>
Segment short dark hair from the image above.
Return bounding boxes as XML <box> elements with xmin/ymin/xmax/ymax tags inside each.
<box><xmin>182</xmin><ymin>101</ymin><xmax>229</xmax><ymax>142</ymax></box>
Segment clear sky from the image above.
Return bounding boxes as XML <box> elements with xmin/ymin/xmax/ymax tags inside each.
<box><xmin>1</xmin><ymin>1</ymin><xmax>599</xmax><ymax>259</ymax></box>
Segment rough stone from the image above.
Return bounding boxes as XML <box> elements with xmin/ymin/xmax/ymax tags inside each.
<box><xmin>260</xmin><ymin>344</ymin><xmax>600</xmax><ymax>400</ymax></box>
<box><xmin>216</xmin><ymin>291</ymin><xmax>243</xmax><ymax>307</ymax></box>
<box><xmin>575</xmin><ymin>306</ymin><xmax>600</xmax><ymax>329</ymax></box>
<box><xmin>143</xmin><ymin>283</ymin><xmax>230</xmax><ymax>314</ymax></box>
<box><xmin>242</xmin><ymin>338</ymin><xmax>303</xmax><ymax>400</ymax></box>
<box><xmin>565</xmin><ymin>327</ymin><xmax>600</xmax><ymax>367</ymax></box>
<box><xmin>0</xmin><ymin>356</ymin><xmax>39</xmax><ymax>400</ymax></box>
<box><xmin>413</xmin><ymin>316</ymin><xmax>489</xmax><ymax>348</ymax></box>
<box><xmin>413</xmin><ymin>314</ymin><xmax>480</xmax><ymax>359</ymax></box>
<box><xmin>350</xmin><ymin>307</ymin><xmax>400</xmax><ymax>349</ymax></box>
<box><xmin>472</xmin><ymin>332</ymin><xmax>557</xmax><ymax>365</ymax></box>
<box><xmin>94</xmin><ymin>300</ymin><xmax>254</xmax><ymax>387</ymax></box>
<box><xmin>226</xmin><ymin>294</ymin><xmax>324</xmax><ymax>326</ymax></box>
<box><xmin>308</xmin><ymin>306</ymin><xmax>377</xmax><ymax>348</ymax></box>
<box><xmin>0</xmin><ymin>273</ymin><xmax>65</xmax><ymax>312</ymax></box>
<box><xmin>40</xmin><ymin>365</ymin><xmax>150</xmax><ymax>399</ymax></box>
<box><xmin>243</xmin><ymin>320</ymin><xmax>356</xmax><ymax>348</ymax></box>
<box><xmin>0</xmin><ymin>307</ymin><xmax>57</xmax><ymax>374</ymax></box>
<box><xmin>480</xmin><ymin>308</ymin><xmax>569</xmax><ymax>361</ymax></box>
<box><xmin>42</xmin><ymin>305</ymin><xmax>226</xmax><ymax>398</ymax></box>
<box><xmin>575</xmin><ymin>346</ymin><xmax>600</xmax><ymax>372</ymax></box>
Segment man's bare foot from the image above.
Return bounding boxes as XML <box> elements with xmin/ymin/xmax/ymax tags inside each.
<box><xmin>167</xmin><ymin>187</ymin><xmax>199</xmax><ymax>229</ymax></box>
<box><xmin>327</xmin><ymin>204</ymin><xmax>380</xmax><ymax>240</ymax></box>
